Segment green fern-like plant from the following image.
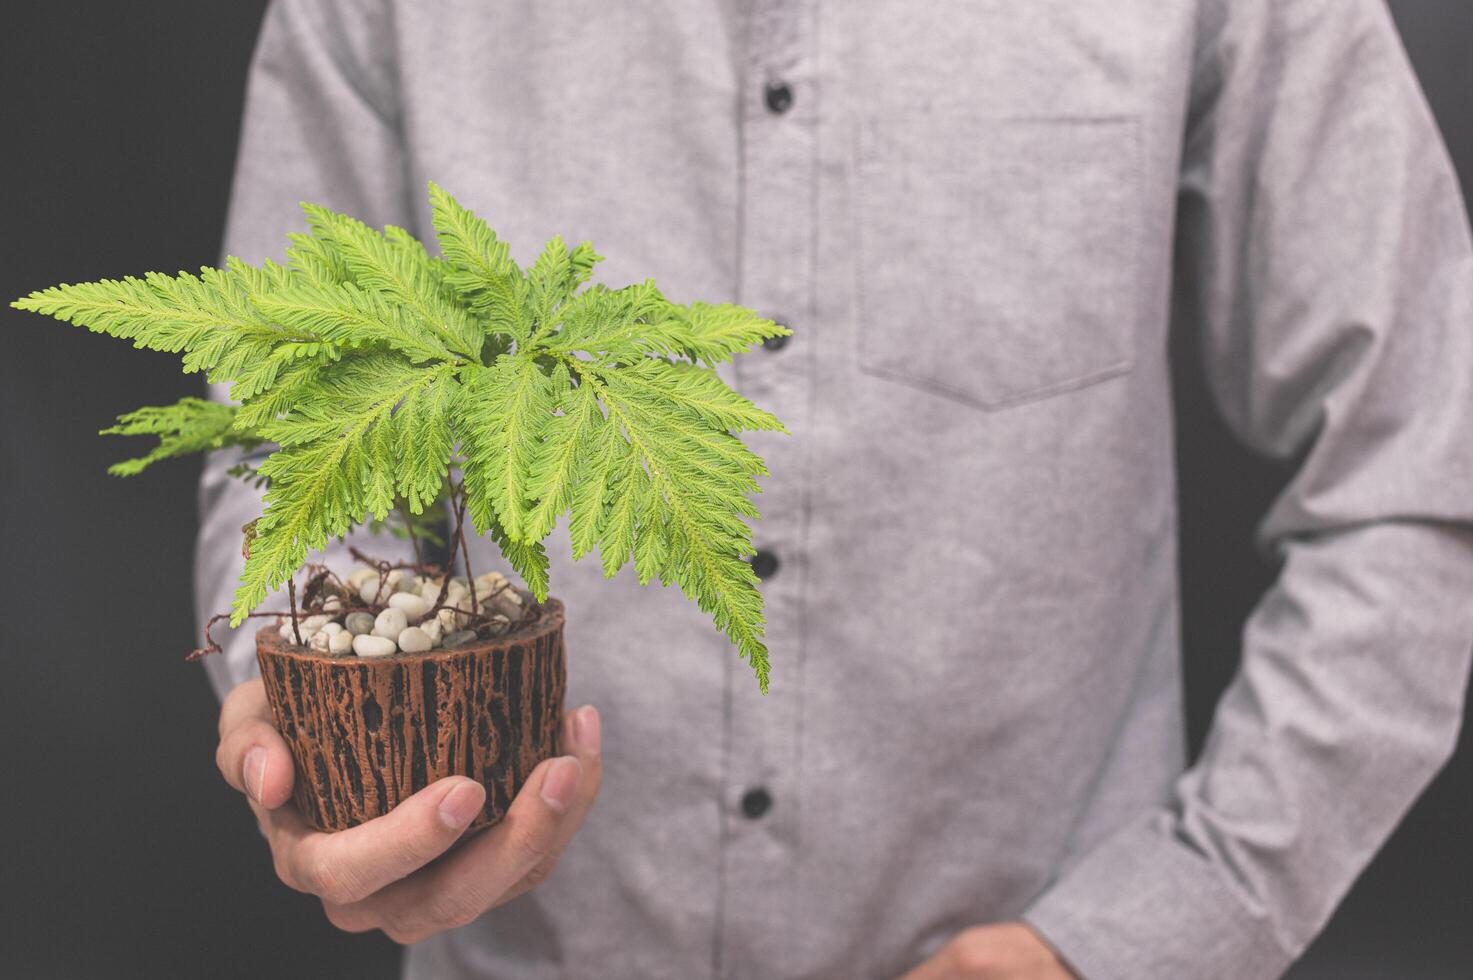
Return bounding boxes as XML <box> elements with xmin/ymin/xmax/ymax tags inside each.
<box><xmin>13</xmin><ymin>183</ymin><xmax>790</xmax><ymax>691</ymax></box>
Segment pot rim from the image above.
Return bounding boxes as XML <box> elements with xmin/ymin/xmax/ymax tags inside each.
<box><xmin>257</xmin><ymin>597</ymin><xmax>565</xmax><ymax>666</ymax></box>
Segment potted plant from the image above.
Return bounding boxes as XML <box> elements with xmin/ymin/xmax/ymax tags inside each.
<box><xmin>13</xmin><ymin>183</ymin><xmax>789</xmax><ymax>832</ymax></box>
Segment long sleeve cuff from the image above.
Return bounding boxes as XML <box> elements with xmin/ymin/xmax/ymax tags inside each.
<box><xmin>1023</xmin><ymin>814</ymin><xmax>1293</xmax><ymax>980</ymax></box>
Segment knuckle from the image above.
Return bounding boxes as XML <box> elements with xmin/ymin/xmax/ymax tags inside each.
<box><xmin>320</xmin><ymin>900</ymin><xmax>368</xmax><ymax>934</ymax></box>
<box><xmin>381</xmin><ymin>925</ymin><xmax>417</xmax><ymax>946</ymax></box>
<box><xmin>425</xmin><ymin>893</ymin><xmax>481</xmax><ymax>932</ymax></box>
<box><xmin>389</xmin><ymin>832</ymin><xmax>435</xmax><ymax>873</ymax></box>
<box><xmin>511</xmin><ymin>828</ymin><xmax>555</xmax><ymax>868</ymax></box>
<box><xmin>307</xmin><ymin>854</ymin><xmax>358</xmax><ymax>905</ymax></box>
<box><xmin>270</xmin><ymin>849</ymin><xmax>302</xmax><ymax>892</ymax></box>
<box><xmin>380</xmin><ymin>910</ymin><xmax>434</xmax><ymax>946</ymax></box>
<box><xmin>519</xmin><ymin>857</ymin><xmax>558</xmax><ymax>891</ymax></box>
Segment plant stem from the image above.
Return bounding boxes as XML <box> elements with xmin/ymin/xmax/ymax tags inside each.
<box><xmin>454</xmin><ymin>481</ymin><xmax>479</xmax><ymax>612</ymax></box>
<box><xmin>432</xmin><ymin>503</ymin><xmax>458</xmax><ymax>612</ymax></box>
<box><xmin>286</xmin><ymin>575</ymin><xmax>303</xmax><ymax>645</ymax></box>
<box><xmin>399</xmin><ymin>499</ymin><xmax>425</xmax><ymax>569</ymax></box>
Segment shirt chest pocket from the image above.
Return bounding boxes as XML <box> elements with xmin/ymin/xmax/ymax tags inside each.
<box><xmin>855</xmin><ymin>114</ymin><xmax>1143</xmax><ymax>410</ymax></box>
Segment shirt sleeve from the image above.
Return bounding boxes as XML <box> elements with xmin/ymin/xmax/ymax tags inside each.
<box><xmin>1022</xmin><ymin>2</ymin><xmax>1473</xmax><ymax>977</ymax></box>
<box><xmin>194</xmin><ymin>0</ymin><xmax>417</xmax><ymax>699</ymax></box>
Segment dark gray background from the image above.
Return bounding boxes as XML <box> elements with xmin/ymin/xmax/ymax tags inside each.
<box><xmin>1</xmin><ymin>2</ymin><xmax>1468</xmax><ymax>977</ymax></box>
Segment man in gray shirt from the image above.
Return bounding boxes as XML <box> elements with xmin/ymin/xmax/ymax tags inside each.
<box><xmin>201</xmin><ymin>1</ymin><xmax>1473</xmax><ymax>977</ymax></box>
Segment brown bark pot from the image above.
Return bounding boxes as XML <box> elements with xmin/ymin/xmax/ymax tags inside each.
<box><xmin>255</xmin><ymin>598</ymin><xmax>566</xmax><ymax>833</ymax></box>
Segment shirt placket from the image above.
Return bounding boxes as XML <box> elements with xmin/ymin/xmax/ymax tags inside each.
<box><xmin>716</xmin><ymin>0</ymin><xmax>818</xmax><ymax>976</ymax></box>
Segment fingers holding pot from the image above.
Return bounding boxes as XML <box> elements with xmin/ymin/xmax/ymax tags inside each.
<box><xmin>215</xmin><ymin>678</ymin><xmax>295</xmax><ymax>809</ymax></box>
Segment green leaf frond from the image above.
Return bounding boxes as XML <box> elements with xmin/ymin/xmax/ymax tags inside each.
<box><xmin>14</xmin><ymin>182</ymin><xmax>788</xmax><ymax>691</ymax></box>
<box><xmin>301</xmin><ymin>202</ymin><xmax>483</xmax><ymax>358</ymax></box>
<box><xmin>100</xmin><ymin>397</ymin><xmax>260</xmax><ymax>476</ymax></box>
<box><xmin>231</xmin><ymin>357</ymin><xmax>459</xmax><ymax>623</ymax></box>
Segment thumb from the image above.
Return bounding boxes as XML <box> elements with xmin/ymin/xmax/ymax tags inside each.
<box><xmin>216</xmin><ymin>678</ymin><xmax>296</xmax><ymax>808</ymax></box>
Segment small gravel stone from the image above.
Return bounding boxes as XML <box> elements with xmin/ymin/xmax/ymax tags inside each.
<box><xmin>328</xmin><ymin>630</ymin><xmax>354</xmax><ymax>655</ymax></box>
<box><xmin>397</xmin><ymin>626</ymin><xmax>432</xmax><ymax>653</ymax></box>
<box><xmin>353</xmin><ymin>634</ymin><xmax>397</xmax><ymax>658</ymax></box>
<box><xmin>437</xmin><ymin>593</ymin><xmax>475</xmax><ymax>631</ymax></box>
<box><xmin>309</xmin><ymin>630</ymin><xmax>332</xmax><ymax>652</ymax></box>
<box><xmin>485</xmin><ymin>589</ymin><xmax>523</xmax><ymax>621</ymax></box>
<box><xmin>346</xmin><ymin>567</ymin><xmax>379</xmax><ymax>591</ymax></box>
<box><xmin>387</xmin><ymin>591</ymin><xmax>431</xmax><ymax>620</ymax></box>
<box><xmin>474</xmin><ymin>572</ymin><xmax>508</xmax><ymax>597</ymax></box>
<box><xmin>358</xmin><ymin>569</ymin><xmax>407</xmax><ymax>605</ymax></box>
<box><xmin>345</xmin><ymin>611</ymin><xmax>375</xmax><ymax>636</ymax></box>
<box><xmin>484</xmin><ymin>614</ymin><xmax>513</xmax><ymax>637</ymax></box>
<box><xmin>442</xmin><ymin>629</ymin><xmax>478</xmax><ymax>649</ymax></box>
<box><xmin>372</xmin><ymin>607</ymin><xmax>408</xmax><ymax>639</ymax></box>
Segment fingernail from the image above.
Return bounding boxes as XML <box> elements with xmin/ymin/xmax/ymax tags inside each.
<box><xmin>540</xmin><ymin>757</ymin><xmax>580</xmax><ymax>814</ymax></box>
<box><xmin>572</xmin><ymin>705</ymin><xmax>601</xmax><ymax>755</ymax></box>
<box><xmin>438</xmin><ymin>780</ymin><xmax>484</xmax><ymax>830</ymax></box>
<box><xmin>243</xmin><ymin>747</ymin><xmax>267</xmax><ymax>804</ymax></box>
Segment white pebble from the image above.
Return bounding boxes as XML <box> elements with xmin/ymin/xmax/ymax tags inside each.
<box><xmin>474</xmin><ymin>572</ymin><xmax>508</xmax><ymax>596</ymax></box>
<box><xmin>417</xmin><ymin>579</ymin><xmax>443</xmax><ymax>601</ymax></box>
<box><xmin>320</xmin><ymin>622</ymin><xmax>344</xmax><ymax>636</ymax></box>
<box><xmin>328</xmin><ymin>630</ymin><xmax>354</xmax><ymax>655</ymax></box>
<box><xmin>397</xmin><ymin>626</ymin><xmax>432</xmax><ymax>653</ymax></box>
<box><xmin>437</xmin><ymin>594</ymin><xmax>474</xmax><ymax>631</ymax></box>
<box><xmin>372</xmin><ymin>607</ymin><xmax>408</xmax><ymax>639</ymax></box>
<box><xmin>396</xmin><ymin>573</ymin><xmax>420</xmax><ymax>594</ymax></box>
<box><xmin>309</xmin><ymin>630</ymin><xmax>331</xmax><ymax>652</ymax></box>
<box><xmin>353</xmin><ymin>634</ymin><xmax>397</xmax><ymax>658</ymax></box>
<box><xmin>483</xmin><ymin>589</ymin><xmax>523</xmax><ymax>621</ymax></box>
<box><xmin>299</xmin><ymin>614</ymin><xmax>331</xmax><ymax>633</ymax></box>
<box><xmin>346</xmin><ymin>567</ymin><xmax>379</xmax><ymax>591</ymax></box>
<box><xmin>387</xmin><ymin>592</ymin><xmax>431</xmax><ymax>620</ymax></box>
<box><xmin>420</xmin><ymin>618</ymin><xmax>443</xmax><ymax>647</ymax></box>
<box><xmin>278</xmin><ymin>623</ymin><xmax>294</xmax><ymax>641</ymax></box>
<box><xmin>322</xmin><ymin>595</ymin><xmax>343</xmax><ymax>613</ymax></box>
<box><xmin>359</xmin><ymin>569</ymin><xmax>406</xmax><ymax>605</ymax></box>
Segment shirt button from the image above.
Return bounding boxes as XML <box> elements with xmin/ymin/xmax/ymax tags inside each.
<box><xmin>749</xmin><ymin>549</ymin><xmax>780</xmax><ymax>580</ymax></box>
<box><xmin>763</xmin><ymin>81</ymin><xmax>794</xmax><ymax>114</ymax></box>
<box><xmin>740</xmin><ymin>787</ymin><xmax>773</xmax><ymax>819</ymax></box>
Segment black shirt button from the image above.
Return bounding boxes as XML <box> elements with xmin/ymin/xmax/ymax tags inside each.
<box><xmin>749</xmin><ymin>549</ymin><xmax>779</xmax><ymax>580</ymax></box>
<box><xmin>741</xmin><ymin>787</ymin><xmax>773</xmax><ymax>819</ymax></box>
<box><xmin>763</xmin><ymin>81</ymin><xmax>794</xmax><ymax>114</ymax></box>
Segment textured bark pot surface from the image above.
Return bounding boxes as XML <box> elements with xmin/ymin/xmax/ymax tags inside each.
<box><xmin>256</xmin><ymin>599</ymin><xmax>566</xmax><ymax>833</ymax></box>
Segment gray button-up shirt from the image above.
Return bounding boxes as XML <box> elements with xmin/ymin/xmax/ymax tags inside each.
<box><xmin>195</xmin><ymin>1</ymin><xmax>1473</xmax><ymax>977</ymax></box>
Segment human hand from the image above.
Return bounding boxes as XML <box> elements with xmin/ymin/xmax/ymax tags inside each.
<box><xmin>898</xmin><ymin>923</ymin><xmax>1076</xmax><ymax>980</ymax></box>
<box><xmin>215</xmin><ymin>677</ymin><xmax>602</xmax><ymax>943</ymax></box>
